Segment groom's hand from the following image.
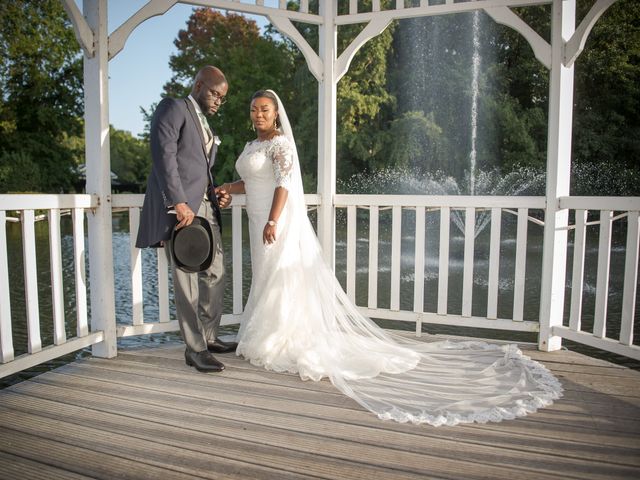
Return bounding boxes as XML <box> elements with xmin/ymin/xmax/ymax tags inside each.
<box><xmin>174</xmin><ymin>202</ymin><xmax>195</xmax><ymax>229</ymax></box>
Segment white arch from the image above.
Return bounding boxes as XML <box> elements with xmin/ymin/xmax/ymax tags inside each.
<box><xmin>61</xmin><ymin>0</ymin><xmax>95</xmax><ymax>57</ymax></box>
<box><xmin>268</xmin><ymin>15</ymin><xmax>323</xmax><ymax>82</ymax></box>
<box><xmin>335</xmin><ymin>17</ymin><xmax>393</xmax><ymax>83</ymax></box>
<box><xmin>484</xmin><ymin>6</ymin><xmax>551</xmax><ymax>69</ymax></box>
<box><xmin>564</xmin><ymin>0</ymin><xmax>617</xmax><ymax>67</ymax></box>
<box><xmin>108</xmin><ymin>0</ymin><xmax>321</xmax><ymax>61</ymax></box>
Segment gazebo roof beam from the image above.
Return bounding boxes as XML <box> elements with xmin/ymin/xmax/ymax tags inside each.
<box><xmin>485</xmin><ymin>6</ymin><xmax>551</xmax><ymax>69</ymax></box>
<box><xmin>268</xmin><ymin>14</ymin><xmax>323</xmax><ymax>82</ymax></box>
<box><xmin>335</xmin><ymin>17</ymin><xmax>393</xmax><ymax>83</ymax></box>
<box><xmin>334</xmin><ymin>0</ymin><xmax>552</xmax><ymax>26</ymax></box>
<box><xmin>108</xmin><ymin>0</ymin><xmax>322</xmax><ymax>61</ymax></box>
<box><xmin>564</xmin><ymin>0</ymin><xmax>617</xmax><ymax>68</ymax></box>
<box><xmin>61</xmin><ymin>0</ymin><xmax>95</xmax><ymax>57</ymax></box>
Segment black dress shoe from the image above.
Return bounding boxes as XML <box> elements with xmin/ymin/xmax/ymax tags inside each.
<box><xmin>185</xmin><ymin>349</ymin><xmax>225</xmax><ymax>372</ymax></box>
<box><xmin>207</xmin><ymin>338</ymin><xmax>238</xmax><ymax>354</ymax></box>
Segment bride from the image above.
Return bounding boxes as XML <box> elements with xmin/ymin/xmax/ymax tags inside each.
<box><xmin>221</xmin><ymin>90</ymin><xmax>562</xmax><ymax>426</ymax></box>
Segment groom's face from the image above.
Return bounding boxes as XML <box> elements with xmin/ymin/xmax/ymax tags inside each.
<box><xmin>194</xmin><ymin>80</ymin><xmax>228</xmax><ymax>116</ymax></box>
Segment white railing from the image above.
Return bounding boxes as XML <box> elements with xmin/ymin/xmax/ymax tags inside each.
<box><xmin>553</xmin><ymin>196</ymin><xmax>640</xmax><ymax>360</ymax></box>
<box><xmin>335</xmin><ymin>195</ymin><xmax>547</xmax><ymax>334</ymax></box>
<box><xmin>2</xmin><ymin>192</ymin><xmax>639</xmax><ymax>379</ymax></box>
<box><xmin>112</xmin><ymin>194</ymin><xmax>547</xmax><ymax>339</ymax></box>
<box><xmin>111</xmin><ymin>193</ymin><xmax>322</xmax><ymax>337</ymax></box>
<box><xmin>0</xmin><ymin>194</ymin><xmax>103</xmax><ymax>378</ymax></box>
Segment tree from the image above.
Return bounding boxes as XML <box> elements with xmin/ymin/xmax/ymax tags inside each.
<box><xmin>336</xmin><ymin>19</ymin><xmax>396</xmax><ymax>180</ymax></box>
<box><xmin>109</xmin><ymin>127</ymin><xmax>151</xmax><ymax>187</ymax></box>
<box><xmin>572</xmin><ymin>0</ymin><xmax>640</xmax><ymax>170</ymax></box>
<box><xmin>0</xmin><ymin>0</ymin><xmax>83</xmax><ymax>192</ymax></box>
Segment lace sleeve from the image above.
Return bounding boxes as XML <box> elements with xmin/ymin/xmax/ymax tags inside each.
<box><xmin>269</xmin><ymin>136</ymin><xmax>294</xmax><ymax>190</ymax></box>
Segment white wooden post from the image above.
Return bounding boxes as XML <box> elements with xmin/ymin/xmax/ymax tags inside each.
<box><xmin>538</xmin><ymin>0</ymin><xmax>575</xmax><ymax>352</ymax></box>
<box><xmin>84</xmin><ymin>0</ymin><xmax>117</xmax><ymax>357</ymax></box>
<box><xmin>317</xmin><ymin>0</ymin><xmax>337</xmax><ymax>268</ymax></box>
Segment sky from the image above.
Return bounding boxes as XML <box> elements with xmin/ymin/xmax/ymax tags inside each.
<box><xmin>104</xmin><ymin>2</ymin><xmax>266</xmax><ymax>137</ymax></box>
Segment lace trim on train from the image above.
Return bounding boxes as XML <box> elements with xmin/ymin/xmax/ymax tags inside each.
<box><xmin>376</xmin><ymin>341</ymin><xmax>564</xmax><ymax>427</ymax></box>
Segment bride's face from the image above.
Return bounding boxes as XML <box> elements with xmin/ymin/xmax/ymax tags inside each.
<box><xmin>250</xmin><ymin>97</ymin><xmax>278</xmax><ymax>134</ymax></box>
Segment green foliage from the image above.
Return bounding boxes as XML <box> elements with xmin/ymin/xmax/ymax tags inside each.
<box><xmin>0</xmin><ymin>150</ymin><xmax>41</xmax><ymax>192</ymax></box>
<box><xmin>109</xmin><ymin>127</ymin><xmax>151</xmax><ymax>186</ymax></box>
<box><xmin>336</xmin><ymin>20</ymin><xmax>396</xmax><ymax>179</ymax></box>
<box><xmin>0</xmin><ymin>0</ymin><xmax>83</xmax><ymax>192</ymax></box>
<box><xmin>385</xmin><ymin>111</ymin><xmax>445</xmax><ymax>172</ymax></box>
<box><xmin>572</xmin><ymin>0</ymin><xmax>640</xmax><ymax>169</ymax></box>
<box><xmin>479</xmin><ymin>94</ymin><xmax>546</xmax><ymax>172</ymax></box>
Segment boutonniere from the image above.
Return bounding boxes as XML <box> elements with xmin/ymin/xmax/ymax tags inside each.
<box><xmin>214</xmin><ymin>136</ymin><xmax>221</xmax><ymax>146</ymax></box>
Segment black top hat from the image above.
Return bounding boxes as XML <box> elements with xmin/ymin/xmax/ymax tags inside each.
<box><xmin>170</xmin><ymin>216</ymin><xmax>215</xmax><ymax>272</ymax></box>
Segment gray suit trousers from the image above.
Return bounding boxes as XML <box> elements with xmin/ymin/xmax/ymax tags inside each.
<box><xmin>164</xmin><ymin>198</ymin><xmax>224</xmax><ymax>352</ymax></box>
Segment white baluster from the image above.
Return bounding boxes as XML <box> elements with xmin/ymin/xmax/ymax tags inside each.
<box><xmin>22</xmin><ymin>210</ymin><xmax>42</xmax><ymax>353</ymax></box>
<box><xmin>129</xmin><ymin>207</ymin><xmax>144</xmax><ymax>326</ymax></box>
<box><xmin>437</xmin><ymin>207</ymin><xmax>450</xmax><ymax>315</ymax></box>
<box><xmin>390</xmin><ymin>205</ymin><xmax>402</xmax><ymax>311</ymax></box>
<box><xmin>368</xmin><ymin>206</ymin><xmax>379</xmax><ymax>309</ymax></box>
<box><xmin>346</xmin><ymin>205</ymin><xmax>357</xmax><ymax>301</ymax></box>
<box><xmin>487</xmin><ymin>208</ymin><xmax>501</xmax><ymax>320</ymax></box>
<box><xmin>462</xmin><ymin>207</ymin><xmax>475</xmax><ymax>317</ymax></box>
<box><xmin>569</xmin><ymin>209</ymin><xmax>587</xmax><ymax>331</ymax></box>
<box><xmin>73</xmin><ymin>208</ymin><xmax>88</xmax><ymax>337</ymax></box>
<box><xmin>232</xmin><ymin>204</ymin><xmax>243</xmax><ymax>314</ymax></box>
<box><xmin>620</xmin><ymin>211</ymin><xmax>639</xmax><ymax>345</ymax></box>
<box><xmin>512</xmin><ymin>208</ymin><xmax>528</xmax><ymax>322</ymax></box>
<box><xmin>49</xmin><ymin>209</ymin><xmax>66</xmax><ymax>345</ymax></box>
<box><xmin>0</xmin><ymin>211</ymin><xmax>13</xmax><ymax>362</ymax></box>
<box><xmin>413</xmin><ymin>206</ymin><xmax>425</xmax><ymax>314</ymax></box>
<box><xmin>593</xmin><ymin>210</ymin><xmax>613</xmax><ymax>338</ymax></box>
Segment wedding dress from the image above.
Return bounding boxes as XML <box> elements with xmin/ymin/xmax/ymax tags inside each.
<box><xmin>235</xmin><ymin>91</ymin><xmax>562</xmax><ymax>426</ymax></box>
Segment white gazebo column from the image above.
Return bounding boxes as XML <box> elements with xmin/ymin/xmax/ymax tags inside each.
<box><xmin>317</xmin><ymin>0</ymin><xmax>338</xmax><ymax>268</ymax></box>
<box><xmin>83</xmin><ymin>0</ymin><xmax>117</xmax><ymax>357</ymax></box>
<box><xmin>539</xmin><ymin>0</ymin><xmax>576</xmax><ymax>352</ymax></box>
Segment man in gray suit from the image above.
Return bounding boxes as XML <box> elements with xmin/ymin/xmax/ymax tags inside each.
<box><xmin>136</xmin><ymin>65</ymin><xmax>236</xmax><ymax>372</ymax></box>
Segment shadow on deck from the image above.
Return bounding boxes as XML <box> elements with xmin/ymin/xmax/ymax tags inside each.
<box><xmin>0</xmin><ymin>335</ymin><xmax>639</xmax><ymax>480</ymax></box>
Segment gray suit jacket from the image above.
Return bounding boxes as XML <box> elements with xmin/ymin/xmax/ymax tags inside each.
<box><xmin>136</xmin><ymin>97</ymin><xmax>221</xmax><ymax>248</ymax></box>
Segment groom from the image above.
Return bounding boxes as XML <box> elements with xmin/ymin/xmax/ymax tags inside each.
<box><xmin>136</xmin><ymin>65</ymin><xmax>236</xmax><ymax>373</ymax></box>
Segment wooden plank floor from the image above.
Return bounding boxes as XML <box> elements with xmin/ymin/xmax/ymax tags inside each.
<box><xmin>0</xmin><ymin>335</ymin><xmax>639</xmax><ymax>480</ymax></box>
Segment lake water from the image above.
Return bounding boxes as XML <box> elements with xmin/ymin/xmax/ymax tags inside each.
<box><xmin>2</xmin><ymin>207</ymin><xmax>639</xmax><ymax>387</ymax></box>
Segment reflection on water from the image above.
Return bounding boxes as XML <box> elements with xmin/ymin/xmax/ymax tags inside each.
<box><xmin>3</xmin><ymin>206</ymin><xmax>639</xmax><ymax>388</ymax></box>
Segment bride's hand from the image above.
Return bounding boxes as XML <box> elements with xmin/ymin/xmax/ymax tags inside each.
<box><xmin>263</xmin><ymin>221</ymin><xmax>277</xmax><ymax>244</ymax></box>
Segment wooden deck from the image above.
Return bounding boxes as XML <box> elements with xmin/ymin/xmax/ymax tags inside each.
<box><xmin>0</xmin><ymin>335</ymin><xmax>639</xmax><ymax>480</ymax></box>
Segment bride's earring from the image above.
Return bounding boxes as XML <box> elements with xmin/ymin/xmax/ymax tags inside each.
<box><xmin>252</xmin><ymin>123</ymin><xmax>255</xmax><ymax>132</ymax></box>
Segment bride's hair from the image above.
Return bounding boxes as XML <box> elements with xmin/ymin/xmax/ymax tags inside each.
<box><xmin>251</xmin><ymin>90</ymin><xmax>281</xmax><ymax>129</ymax></box>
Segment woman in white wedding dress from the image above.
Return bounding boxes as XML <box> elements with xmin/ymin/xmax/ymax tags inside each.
<box><xmin>221</xmin><ymin>90</ymin><xmax>562</xmax><ymax>426</ymax></box>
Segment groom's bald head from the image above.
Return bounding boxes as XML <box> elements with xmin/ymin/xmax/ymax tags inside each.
<box><xmin>191</xmin><ymin>66</ymin><xmax>228</xmax><ymax>116</ymax></box>
<box><xmin>194</xmin><ymin>66</ymin><xmax>226</xmax><ymax>87</ymax></box>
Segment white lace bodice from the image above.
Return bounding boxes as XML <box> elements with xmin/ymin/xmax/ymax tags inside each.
<box><xmin>235</xmin><ymin>135</ymin><xmax>294</xmax><ymax>216</ymax></box>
